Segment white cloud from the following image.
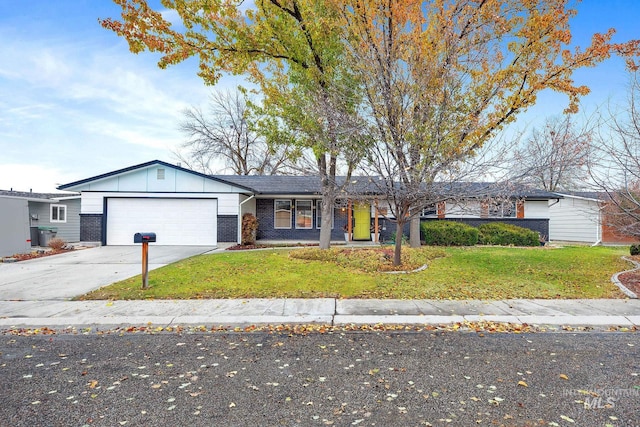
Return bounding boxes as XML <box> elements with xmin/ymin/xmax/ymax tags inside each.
<box><xmin>160</xmin><ymin>9</ymin><xmax>183</xmax><ymax>27</ymax></box>
<box><xmin>0</xmin><ymin>164</ymin><xmax>77</xmax><ymax>193</ymax></box>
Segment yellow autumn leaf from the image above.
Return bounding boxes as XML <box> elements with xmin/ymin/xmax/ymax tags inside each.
<box><xmin>517</xmin><ymin>380</ymin><xmax>528</xmax><ymax>387</ymax></box>
<box><xmin>559</xmin><ymin>374</ymin><xmax>569</xmax><ymax>380</ymax></box>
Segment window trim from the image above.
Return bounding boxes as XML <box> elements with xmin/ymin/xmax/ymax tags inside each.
<box><xmin>295</xmin><ymin>200</ymin><xmax>313</xmax><ymax>229</ymax></box>
<box><xmin>274</xmin><ymin>199</ymin><xmax>292</xmax><ymax>229</ymax></box>
<box><xmin>420</xmin><ymin>205</ymin><xmax>437</xmax><ymax>217</ymax></box>
<box><xmin>50</xmin><ymin>204</ymin><xmax>67</xmax><ymax>223</ymax></box>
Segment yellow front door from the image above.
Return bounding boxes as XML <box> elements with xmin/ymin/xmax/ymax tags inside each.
<box><xmin>353</xmin><ymin>203</ymin><xmax>371</xmax><ymax>240</ymax></box>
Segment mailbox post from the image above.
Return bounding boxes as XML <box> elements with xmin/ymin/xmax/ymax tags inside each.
<box><xmin>134</xmin><ymin>232</ymin><xmax>156</xmax><ymax>290</ymax></box>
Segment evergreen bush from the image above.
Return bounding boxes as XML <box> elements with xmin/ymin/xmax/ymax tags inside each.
<box><xmin>478</xmin><ymin>222</ymin><xmax>538</xmax><ymax>246</ymax></box>
<box><xmin>420</xmin><ymin>220</ymin><xmax>479</xmax><ymax>246</ymax></box>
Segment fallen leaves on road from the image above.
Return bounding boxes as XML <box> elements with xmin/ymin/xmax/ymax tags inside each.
<box><xmin>6</xmin><ymin>320</ymin><xmax>636</xmax><ymax>338</ymax></box>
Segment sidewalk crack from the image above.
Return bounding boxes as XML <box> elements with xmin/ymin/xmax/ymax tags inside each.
<box><xmin>331</xmin><ymin>298</ymin><xmax>337</xmax><ymax>326</ymax></box>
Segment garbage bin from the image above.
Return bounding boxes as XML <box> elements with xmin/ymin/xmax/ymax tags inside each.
<box><xmin>38</xmin><ymin>226</ymin><xmax>58</xmax><ymax>247</ymax></box>
<box><xmin>30</xmin><ymin>226</ymin><xmax>39</xmax><ymax>246</ymax></box>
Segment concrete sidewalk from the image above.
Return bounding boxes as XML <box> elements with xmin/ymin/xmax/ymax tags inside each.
<box><xmin>1</xmin><ymin>298</ymin><xmax>639</xmax><ymax>329</ymax></box>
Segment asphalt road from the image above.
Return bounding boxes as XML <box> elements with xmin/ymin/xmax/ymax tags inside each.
<box><xmin>1</xmin><ymin>330</ymin><xmax>638</xmax><ymax>427</ymax></box>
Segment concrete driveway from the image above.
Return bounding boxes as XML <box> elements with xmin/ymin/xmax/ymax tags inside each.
<box><xmin>0</xmin><ymin>246</ymin><xmax>218</xmax><ymax>301</ymax></box>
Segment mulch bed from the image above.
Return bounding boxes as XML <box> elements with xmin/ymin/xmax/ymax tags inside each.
<box><xmin>5</xmin><ymin>249</ymin><xmax>73</xmax><ymax>262</ymax></box>
<box><xmin>617</xmin><ymin>271</ymin><xmax>640</xmax><ymax>296</ymax></box>
<box><xmin>618</xmin><ymin>271</ymin><xmax>640</xmax><ymax>295</ymax></box>
<box><xmin>226</xmin><ymin>244</ymin><xmax>271</xmax><ymax>251</ymax></box>
<box><xmin>226</xmin><ymin>243</ymin><xmax>319</xmax><ymax>250</ymax></box>
<box><xmin>618</xmin><ymin>255</ymin><xmax>640</xmax><ymax>296</ymax></box>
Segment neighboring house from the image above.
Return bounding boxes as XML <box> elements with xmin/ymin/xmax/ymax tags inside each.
<box><xmin>550</xmin><ymin>192</ymin><xmax>638</xmax><ymax>245</ymax></box>
<box><xmin>0</xmin><ymin>195</ymin><xmax>30</xmax><ymax>257</ymax></box>
<box><xmin>0</xmin><ymin>190</ymin><xmax>81</xmax><ymax>256</ymax></box>
<box><xmin>58</xmin><ymin>160</ymin><xmax>559</xmax><ymax>246</ymax></box>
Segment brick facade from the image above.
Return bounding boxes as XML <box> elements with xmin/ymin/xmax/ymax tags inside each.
<box><xmin>81</xmin><ymin>202</ymin><xmax>549</xmax><ymax>245</ymax></box>
<box><xmin>80</xmin><ymin>214</ymin><xmax>103</xmax><ymax>242</ymax></box>
<box><xmin>217</xmin><ymin>215</ymin><xmax>238</xmax><ymax>242</ymax></box>
<box><xmin>256</xmin><ymin>198</ymin><xmax>353</xmax><ymax>241</ymax></box>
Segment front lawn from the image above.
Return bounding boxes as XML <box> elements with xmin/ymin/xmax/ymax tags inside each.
<box><xmin>77</xmin><ymin>245</ymin><xmax>630</xmax><ymax>300</ymax></box>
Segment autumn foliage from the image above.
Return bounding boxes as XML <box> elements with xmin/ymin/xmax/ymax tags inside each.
<box><xmin>101</xmin><ymin>0</ymin><xmax>640</xmax><ymax>265</ymax></box>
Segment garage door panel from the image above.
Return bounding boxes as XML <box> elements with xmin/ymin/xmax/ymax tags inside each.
<box><xmin>106</xmin><ymin>198</ymin><xmax>217</xmax><ymax>245</ymax></box>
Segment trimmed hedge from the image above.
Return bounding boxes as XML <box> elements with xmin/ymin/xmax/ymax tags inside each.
<box><xmin>478</xmin><ymin>222</ymin><xmax>539</xmax><ymax>246</ymax></box>
<box><xmin>630</xmin><ymin>244</ymin><xmax>640</xmax><ymax>256</ymax></box>
<box><xmin>421</xmin><ymin>220</ymin><xmax>479</xmax><ymax>246</ymax></box>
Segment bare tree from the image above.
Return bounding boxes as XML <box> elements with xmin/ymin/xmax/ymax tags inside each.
<box><xmin>358</xmin><ymin>134</ymin><xmax>513</xmax><ymax>262</ymax></box>
<box><xmin>174</xmin><ymin>90</ymin><xmax>296</xmax><ymax>175</ymax></box>
<box><xmin>590</xmin><ymin>73</ymin><xmax>640</xmax><ymax>238</ymax></box>
<box><xmin>511</xmin><ymin>115</ymin><xmax>591</xmax><ymax>191</ymax></box>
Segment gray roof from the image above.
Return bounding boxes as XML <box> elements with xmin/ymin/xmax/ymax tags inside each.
<box><xmin>55</xmin><ymin>159</ymin><xmax>559</xmax><ymax>200</ymax></box>
<box><xmin>213</xmin><ymin>175</ymin><xmax>329</xmax><ymax>194</ymax></box>
<box><xmin>213</xmin><ymin>175</ymin><xmax>560</xmax><ymax>200</ymax></box>
<box><xmin>212</xmin><ymin>175</ymin><xmax>384</xmax><ymax>195</ymax></box>
<box><xmin>0</xmin><ymin>189</ymin><xmax>78</xmax><ymax>200</ymax></box>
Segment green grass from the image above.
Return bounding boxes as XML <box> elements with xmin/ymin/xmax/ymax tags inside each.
<box><xmin>77</xmin><ymin>246</ymin><xmax>630</xmax><ymax>300</ymax></box>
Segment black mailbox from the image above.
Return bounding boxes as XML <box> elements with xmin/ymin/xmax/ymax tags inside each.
<box><xmin>134</xmin><ymin>232</ymin><xmax>156</xmax><ymax>243</ymax></box>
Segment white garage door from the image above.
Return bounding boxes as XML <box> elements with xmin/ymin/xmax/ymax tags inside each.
<box><xmin>106</xmin><ymin>198</ymin><xmax>217</xmax><ymax>245</ymax></box>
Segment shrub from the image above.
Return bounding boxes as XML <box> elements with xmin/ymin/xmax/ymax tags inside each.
<box><xmin>630</xmin><ymin>244</ymin><xmax>640</xmax><ymax>256</ymax></box>
<box><xmin>241</xmin><ymin>213</ymin><xmax>259</xmax><ymax>246</ymax></box>
<box><xmin>48</xmin><ymin>238</ymin><xmax>66</xmax><ymax>250</ymax></box>
<box><xmin>389</xmin><ymin>232</ymin><xmax>408</xmax><ymax>245</ymax></box>
<box><xmin>477</xmin><ymin>222</ymin><xmax>539</xmax><ymax>246</ymax></box>
<box><xmin>420</xmin><ymin>220</ymin><xmax>479</xmax><ymax>246</ymax></box>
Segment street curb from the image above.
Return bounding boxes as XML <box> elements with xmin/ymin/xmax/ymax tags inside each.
<box><xmin>1</xmin><ymin>314</ymin><xmax>638</xmax><ymax>330</ymax></box>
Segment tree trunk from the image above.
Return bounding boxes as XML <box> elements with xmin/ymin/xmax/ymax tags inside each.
<box><xmin>393</xmin><ymin>220</ymin><xmax>404</xmax><ymax>266</ymax></box>
<box><xmin>409</xmin><ymin>215</ymin><xmax>421</xmax><ymax>248</ymax></box>
<box><xmin>319</xmin><ymin>194</ymin><xmax>334</xmax><ymax>249</ymax></box>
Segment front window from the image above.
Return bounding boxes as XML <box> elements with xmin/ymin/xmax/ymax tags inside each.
<box><xmin>51</xmin><ymin>204</ymin><xmax>67</xmax><ymax>223</ymax></box>
<box><xmin>296</xmin><ymin>200</ymin><xmax>313</xmax><ymax>229</ymax></box>
<box><xmin>274</xmin><ymin>200</ymin><xmax>292</xmax><ymax>229</ymax></box>
<box><xmin>489</xmin><ymin>200</ymin><xmax>516</xmax><ymax>218</ymax></box>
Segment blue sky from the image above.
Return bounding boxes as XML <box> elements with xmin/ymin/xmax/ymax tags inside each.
<box><xmin>0</xmin><ymin>0</ymin><xmax>638</xmax><ymax>192</ymax></box>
